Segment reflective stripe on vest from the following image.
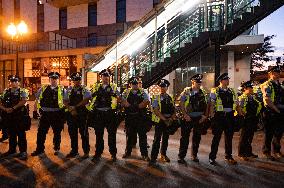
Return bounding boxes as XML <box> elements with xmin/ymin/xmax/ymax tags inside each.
<box><xmin>260</xmin><ymin>80</ymin><xmax>275</xmax><ymax>106</ymax></box>
<box><xmin>151</xmin><ymin>94</ymin><xmax>174</xmax><ymax>123</ymax></box>
<box><xmin>211</xmin><ymin>87</ymin><xmax>237</xmax><ymax>112</ymax></box>
<box><xmin>37</xmin><ymin>85</ymin><xmax>64</xmax><ymax>109</ymax></box>
<box><xmin>87</xmin><ymin>83</ymin><xmax>118</xmax><ymax>111</ymax></box>
<box><xmin>238</xmin><ymin>94</ymin><xmax>262</xmax><ymax>116</ymax></box>
<box><xmin>184</xmin><ymin>87</ymin><xmax>207</xmax><ymax>108</ymax></box>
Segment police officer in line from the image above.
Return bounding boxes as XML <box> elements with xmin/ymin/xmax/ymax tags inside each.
<box><xmin>209</xmin><ymin>73</ymin><xmax>242</xmax><ymax>165</ymax></box>
<box><xmin>149</xmin><ymin>79</ymin><xmax>175</xmax><ymax>165</ymax></box>
<box><xmin>64</xmin><ymin>72</ymin><xmax>91</xmax><ymax>158</ymax></box>
<box><xmin>132</xmin><ymin>77</ymin><xmax>151</xmax><ymax>148</ymax></box>
<box><xmin>0</xmin><ymin>75</ymin><xmax>29</xmax><ymax>159</ymax></box>
<box><xmin>88</xmin><ymin>69</ymin><xmax>119</xmax><ymax>162</ymax></box>
<box><xmin>122</xmin><ymin>76</ymin><xmax>150</xmax><ymax>161</ymax></box>
<box><xmin>31</xmin><ymin>72</ymin><xmax>66</xmax><ymax>156</ymax></box>
<box><xmin>238</xmin><ymin>81</ymin><xmax>262</xmax><ymax>161</ymax></box>
<box><xmin>178</xmin><ymin>74</ymin><xmax>208</xmax><ymax>164</ymax></box>
<box><xmin>261</xmin><ymin>66</ymin><xmax>284</xmax><ymax>160</ymax></box>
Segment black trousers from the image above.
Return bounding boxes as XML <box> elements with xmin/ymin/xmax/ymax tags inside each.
<box><xmin>8</xmin><ymin>129</ymin><xmax>27</xmax><ymax>153</ymax></box>
<box><xmin>238</xmin><ymin>117</ymin><xmax>258</xmax><ymax>157</ymax></box>
<box><xmin>2</xmin><ymin>111</ymin><xmax>27</xmax><ymax>153</ymax></box>
<box><xmin>1</xmin><ymin>127</ymin><xmax>9</xmax><ymax>138</ymax></box>
<box><xmin>36</xmin><ymin>111</ymin><xmax>65</xmax><ymax>152</ymax></box>
<box><xmin>125</xmin><ymin>114</ymin><xmax>148</xmax><ymax>156</ymax></box>
<box><xmin>93</xmin><ymin>110</ymin><xmax>117</xmax><ymax>156</ymax></box>
<box><xmin>263</xmin><ymin>110</ymin><xmax>284</xmax><ymax>154</ymax></box>
<box><xmin>179</xmin><ymin>116</ymin><xmax>202</xmax><ymax>159</ymax></box>
<box><xmin>151</xmin><ymin>121</ymin><xmax>169</xmax><ymax>160</ymax></box>
<box><xmin>209</xmin><ymin>112</ymin><xmax>235</xmax><ymax>160</ymax></box>
<box><xmin>66</xmin><ymin>112</ymin><xmax>90</xmax><ymax>154</ymax></box>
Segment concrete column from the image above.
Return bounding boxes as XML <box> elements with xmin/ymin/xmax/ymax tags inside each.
<box><xmin>163</xmin><ymin>70</ymin><xmax>175</xmax><ymax>96</ymax></box>
<box><xmin>228</xmin><ymin>51</ymin><xmax>235</xmax><ymax>88</ymax></box>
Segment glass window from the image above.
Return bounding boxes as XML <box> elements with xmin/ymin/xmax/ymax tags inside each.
<box><xmin>88</xmin><ymin>33</ymin><xmax>97</xmax><ymax>47</ymax></box>
<box><xmin>88</xmin><ymin>3</ymin><xmax>97</xmax><ymax>26</ymax></box>
<box><xmin>37</xmin><ymin>3</ymin><xmax>44</xmax><ymax>32</ymax></box>
<box><xmin>116</xmin><ymin>0</ymin><xmax>126</xmax><ymax>23</ymax></box>
<box><xmin>59</xmin><ymin>8</ymin><xmax>67</xmax><ymax>30</ymax></box>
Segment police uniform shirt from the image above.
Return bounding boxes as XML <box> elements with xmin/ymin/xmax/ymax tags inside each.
<box><xmin>180</xmin><ymin>87</ymin><xmax>208</xmax><ymax>117</ymax></box>
<box><xmin>64</xmin><ymin>86</ymin><xmax>92</xmax><ymax>102</ymax></box>
<box><xmin>1</xmin><ymin>88</ymin><xmax>28</xmax><ymax>108</ymax></box>
<box><xmin>238</xmin><ymin>95</ymin><xmax>258</xmax><ymax>116</ymax></box>
<box><xmin>152</xmin><ymin>93</ymin><xmax>173</xmax><ymax>118</ymax></box>
<box><xmin>263</xmin><ymin>80</ymin><xmax>284</xmax><ymax>109</ymax></box>
<box><xmin>92</xmin><ymin>83</ymin><xmax>120</xmax><ymax>111</ymax></box>
<box><xmin>35</xmin><ymin>85</ymin><xmax>66</xmax><ymax>111</ymax></box>
<box><xmin>122</xmin><ymin>89</ymin><xmax>149</xmax><ymax>102</ymax></box>
<box><xmin>210</xmin><ymin>87</ymin><xmax>237</xmax><ymax>112</ymax></box>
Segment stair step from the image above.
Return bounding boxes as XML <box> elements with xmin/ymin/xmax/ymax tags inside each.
<box><xmin>242</xmin><ymin>12</ymin><xmax>253</xmax><ymax>21</ymax></box>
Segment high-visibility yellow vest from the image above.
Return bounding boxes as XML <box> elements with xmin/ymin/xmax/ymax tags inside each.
<box><xmin>211</xmin><ymin>87</ymin><xmax>237</xmax><ymax>112</ymax></box>
<box><xmin>260</xmin><ymin>79</ymin><xmax>275</xmax><ymax>106</ymax></box>
<box><xmin>87</xmin><ymin>82</ymin><xmax>118</xmax><ymax>111</ymax></box>
<box><xmin>238</xmin><ymin>94</ymin><xmax>262</xmax><ymax>116</ymax></box>
<box><xmin>183</xmin><ymin>87</ymin><xmax>207</xmax><ymax>108</ymax></box>
<box><xmin>37</xmin><ymin>85</ymin><xmax>64</xmax><ymax>109</ymax></box>
<box><xmin>151</xmin><ymin>94</ymin><xmax>174</xmax><ymax>123</ymax></box>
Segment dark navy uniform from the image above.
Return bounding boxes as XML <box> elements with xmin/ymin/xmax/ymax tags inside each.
<box><xmin>89</xmin><ymin>69</ymin><xmax>119</xmax><ymax>161</ymax></box>
<box><xmin>32</xmin><ymin>72</ymin><xmax>66</xmax><ymax>156</ymax></box>
<box><xmin>238</xmin><ymin>81</ymin><xmax>262</xmax><ymax>160</ymax></box>
<box><xmin>209</xmin><ymin>73</ymin><xmax>238</xmax><ymax>165</ymax></box>
<box><xmin>0</xmin><ymin>75</ymin><xmax>28</xmax><ymax>158</ymax></box>
<box><xmin>122</xmin><ymin>77</ymin><xmax>150</xmax><ymax>161</ymax></box>
<box><xmin>261</xmin><ymin>66</ymin><xmax>284</xmax><ymax>158</ymax></box>
<box><xmin>150</xmin><ymin>79</ymin><xmax>175</xmax><ymax>164</ymax></box>
<box><xmin>65</xmin><ymin>72</ymin><xmax>91</xmax><ymax>158</ymax></box>
<box><xmin>178</xmin><ymin>74</ymin><xmax>208</xmax><ymax>163</ymax></box>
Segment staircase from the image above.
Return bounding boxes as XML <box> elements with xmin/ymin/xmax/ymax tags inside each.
<box><xmin>131</xmin><ymin>0</ymin><xmax>284</xmax><ymax>88</ymax></box>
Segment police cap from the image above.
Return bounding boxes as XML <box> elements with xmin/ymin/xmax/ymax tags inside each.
<box><xmin>8</xmin><ymin>75</ymin><xmax>21</xmax><ymax>82</ymax></box>
<box><xmin>158</xmin><ymin>79</ymin><xmax>170</xmax><ymax>87</ymax></box>
<box><xmin>241</xmin><ymin>80</ymin><xmax>254</xmax><ymax>89</ymax></box>
<box><xmin>70</xmin><ymin>72</ymin><xmax>82</xmax><ymax>81</ymax></box>
<box><xmin>128</xmin><ymin>76</ymin><xmax>139</xmax><ymax>85</ymax></box>
<box><xmin>267</xmin><ymin>66</ymin><xmax>281</xmax><ymax>73</ymax></box>
<box><xmin>190</xmin><ymin>74</ymin><xmax>203</xmax><ymax>83</ymax></box>
<box><xmin>99</xmin><ymin>69</ymin><xmax>111</xmax><ymax>77</ymax></box>
<box><xmin>48</xmin><ymin>72</ymin><xmax>60</xmax><ymax>79</ymax></box>
<box><xmin>216</xmin><ymin>73</ymin><xmax>230</xmax><ymax>82</ymax></box>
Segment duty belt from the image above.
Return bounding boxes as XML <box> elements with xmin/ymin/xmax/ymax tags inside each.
<box><xmin>41</xmin><ymin>107</ymin><xmax>61</xmax><ymax>112</ymax></box>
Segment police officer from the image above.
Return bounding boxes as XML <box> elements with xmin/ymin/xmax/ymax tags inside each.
<box><xmin>64</xmin><ymin>72</ymin><xmax>91</xmax><ymax>158</ymax></box>
<box><xmin>178</xmin><ymin>74</ymin><xmax>208</xmax><ymax>164</ymax></box>
<box><xmin>238</xmin><ymin>81</ymin><xmax>262</xmax><ymax>161</ymax></box>
<box><xmin>31</xmin><ymin>72</ymin><xmax>66</xmax><ymax>156</ymax></box>
<box><xmin>209</xmin><ymin>73</ymin><xmax>241</xmax><ymax>165</ymax></box>
<box><xmin>261</xmin><ymin>66</ymin><xmax>284</xmax><ymax>160</ymax></box>
<box><xmin>149</xmin><ymin>79</ymin><xmax>175</xmax><ymax>165</ymax></box>
<box><xmin>122</xmin><ymin>76</ymin><xmax>150</xmax><ymax>161</ymax></box>
<box><xmin>0</xmin><ymin>75</ymin><xmax>28</xmax><ymax>159</ymax></box>
<box><xmin>88</xmin><ymin>69</ymin><xmax>119</xmax><ymax>162</ymax></box>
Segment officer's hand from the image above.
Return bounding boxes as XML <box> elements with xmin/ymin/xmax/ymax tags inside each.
<box><xmin>124</xmin><ymin>102</ymin><xmax>131</xmax><ymax>107</ymax></box>
<box><xmin>184</xmin><ymin>114</ymin><xmax>192</xmax><ymax>122</ymax></box>
<box><xmin>199</xmin><ymin>115</ymin><xmax>207</xmax><ymax>124</ymax></box>
<box><xmin>6</xmin><ymin>108</ymin><xmax>13</xmax><ymax>113</ymax></box>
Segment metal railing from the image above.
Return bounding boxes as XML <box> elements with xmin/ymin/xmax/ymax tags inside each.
<box><xmin>115</xmin><ymin>0</ymin><xmax>260</xmax><ymax>85</ymax></box>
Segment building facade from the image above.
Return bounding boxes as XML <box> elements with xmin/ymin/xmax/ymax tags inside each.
<box><xmin>0</xmin><ymin>0</ymin><xmax>162</xmax><ymax>97</ymax></box>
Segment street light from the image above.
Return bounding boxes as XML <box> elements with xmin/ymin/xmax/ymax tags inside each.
<box><xmin>6</xmin><ymin>20</ymin><xmax>28</xmax><ymax>76</ymax></box>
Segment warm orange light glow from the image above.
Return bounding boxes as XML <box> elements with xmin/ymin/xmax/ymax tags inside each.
<box><xmin>6</xmin><ymin>23</ymin><xmax>17</xmax><ymax>38</ymax></box>
<box><xmin>17</xmin><ymin>21</ymin><xmax>28</xmax><ymax>35</ymax></box>
<box><xmin>6</xmin><ymin>20</ymin><xmax>28</xmax><ymax>39</ymax></box>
